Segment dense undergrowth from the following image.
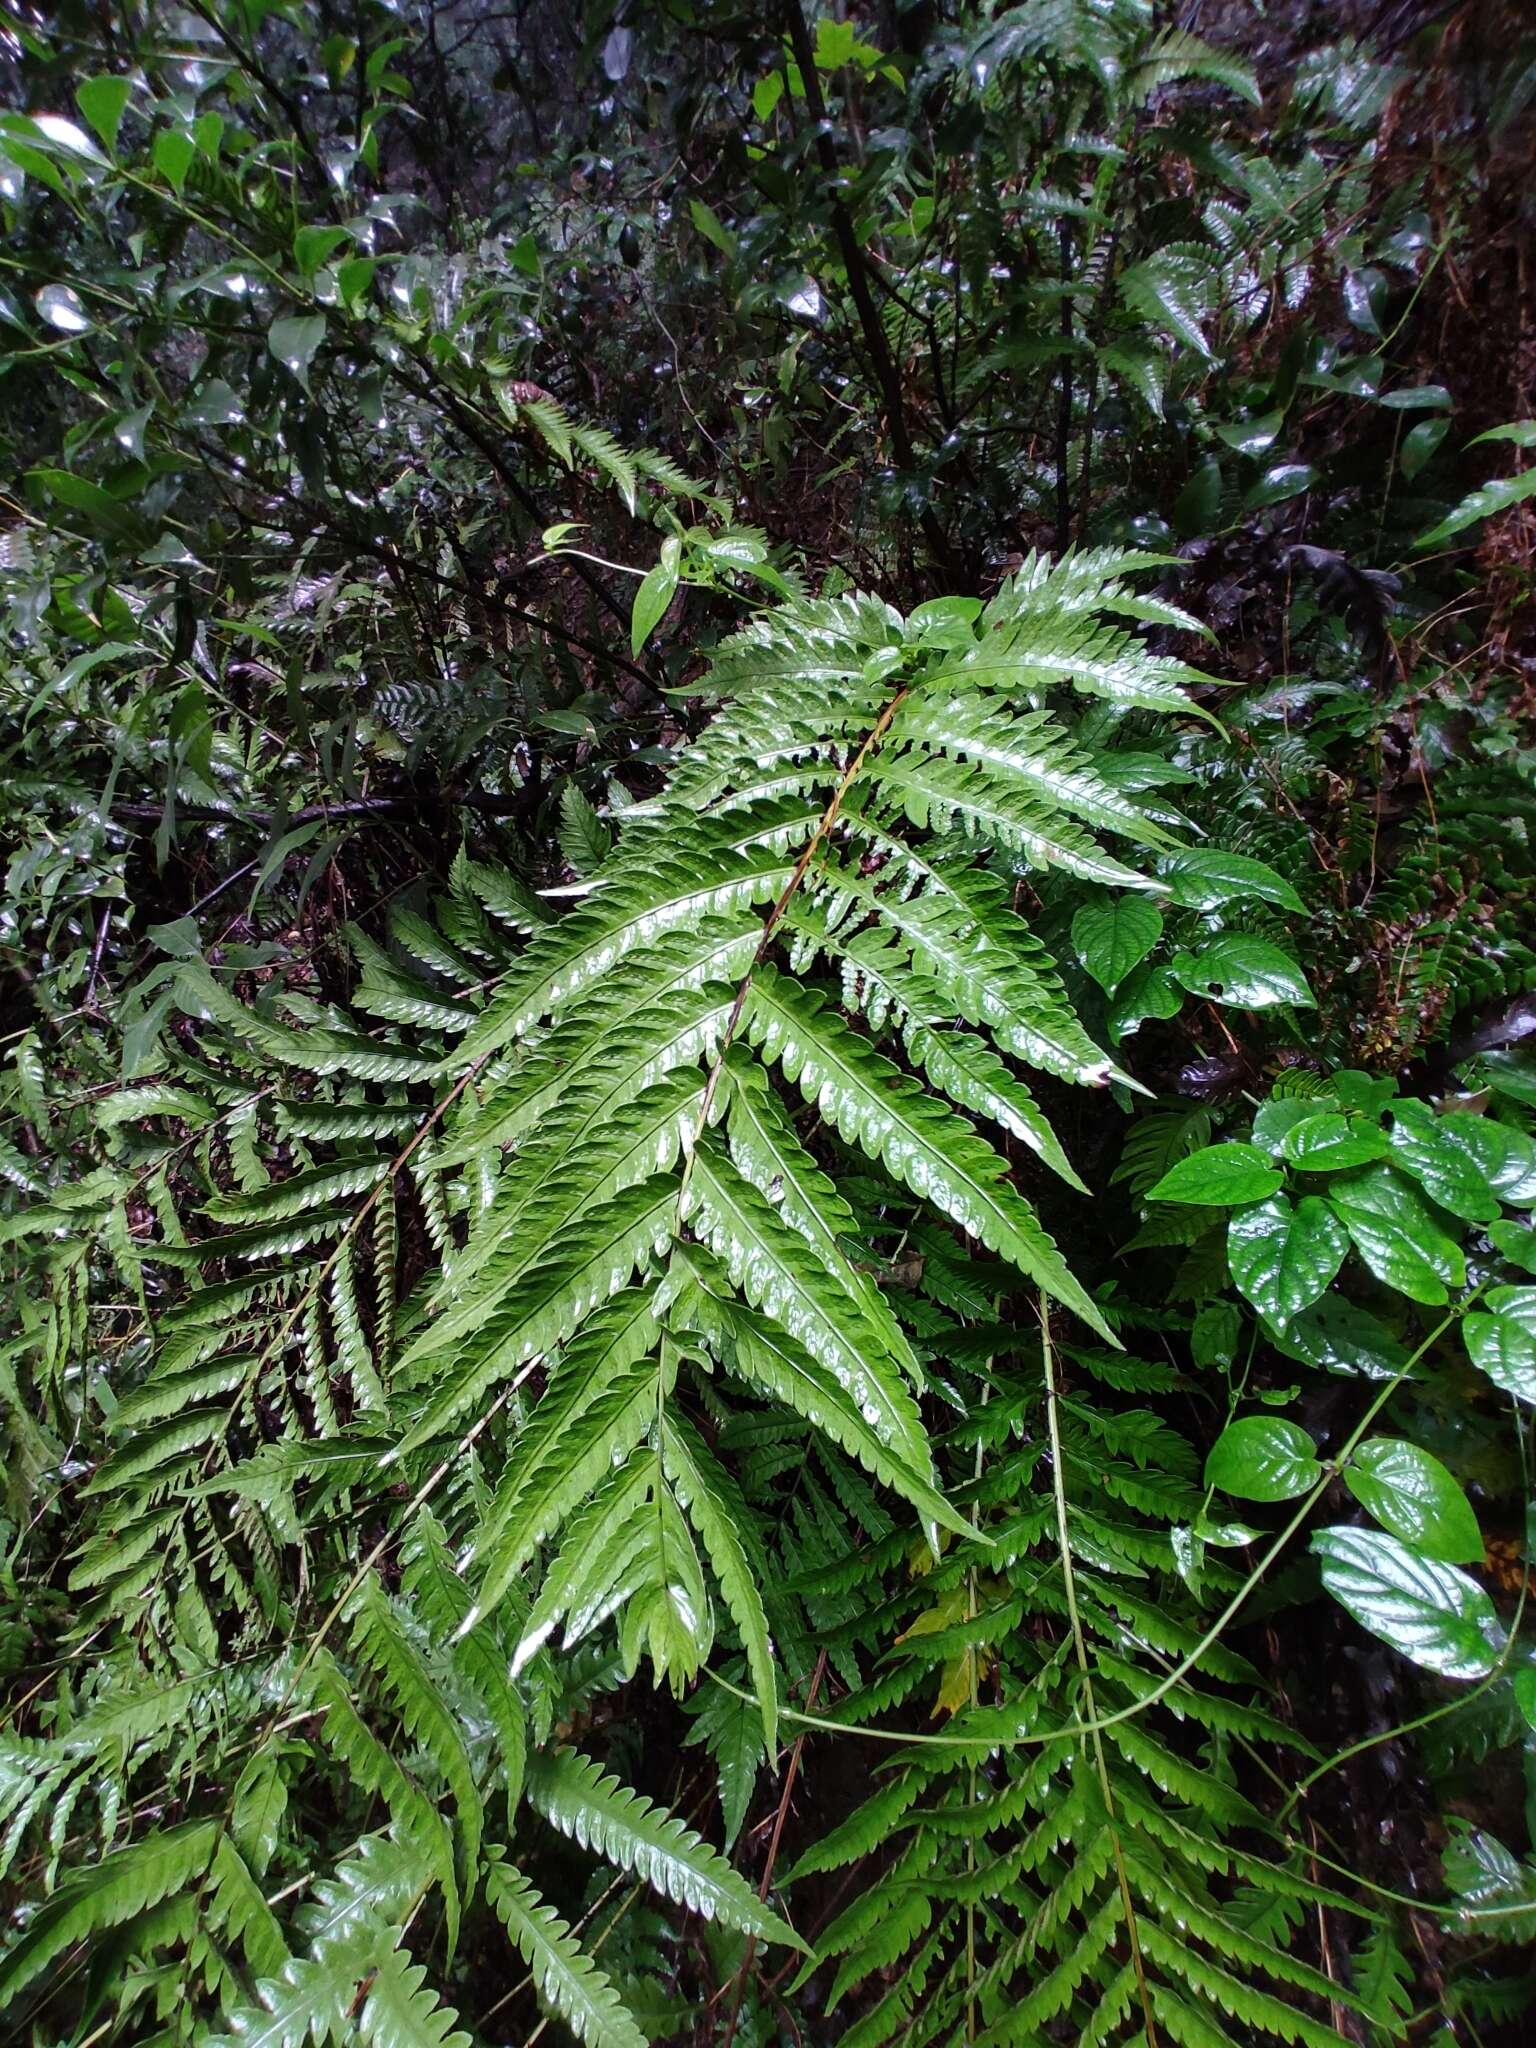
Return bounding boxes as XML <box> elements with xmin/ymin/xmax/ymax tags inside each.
<box><xmin>2</xmin><ymin>2</ymin><xmax>1535</xmax><ymax>2044</ymax></box>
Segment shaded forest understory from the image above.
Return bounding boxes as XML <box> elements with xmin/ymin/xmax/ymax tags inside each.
<box><xmin>2</xmin><ymin>3</ymin><xmax>1535</xmax><ymax>2045</ymax></box>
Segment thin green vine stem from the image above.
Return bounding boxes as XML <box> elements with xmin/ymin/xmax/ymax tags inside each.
<box><xmin>1277</xmin><ymin>1386</ymin><xmax>1533</xmax><ymax>1825</ymax></box>
<box><xmin>705</xmin><ymin>1288</ymin><xmax>1482</xmax><ymax>1751</ymax></box>
<box><xmin>1040</xmin><ymin>1293</ymin><xmax>1159</xmax><ymax>2047</ymax></box>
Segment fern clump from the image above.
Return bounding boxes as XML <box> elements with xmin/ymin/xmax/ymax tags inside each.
<box><xmin>0</xmin><ymin>552</ymin><xmax>1310</xmax><ymax>2039</ymax></box>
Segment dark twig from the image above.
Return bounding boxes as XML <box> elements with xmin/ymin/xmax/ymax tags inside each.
<box><xmin>719</xmin><ymin>1648</ymin><xmax>828</xmax><ymax>2048</ymax></box>
<box><xmin>83</xmin><ymin>903</ymin><xmax>113</xmax><ymax>1012</ymax></box>
<box><xmin>108</xmin><ymin>789</ymin><xmax>535</xmax><ymax>832</ymax></box>
<box><xmin>1055</xmin><ymin>219</ymin><xmax>1074</xmax><ymax>556</ymax></box>
<box><xmin>781</xmin><ymin>2</ymin><xmax>954</xmax><ymax>576</ymax></box>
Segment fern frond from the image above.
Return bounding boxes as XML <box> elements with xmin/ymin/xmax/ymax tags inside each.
<box><xmin>458</xmin><ymin>839</ymin><xmax>785</xmax><ymax>1062</ymax></box>
<box><xmin>670</xmin><ymin>1250</ymin><xmax>965</xmax><ymax>1538</ymax></box>
<box><xmin>526</xmin><ymin>1745</ymin><xmax>804</xmax><ymax>1945</ymax></box>
<box><xmin>740</xmin><ymin>969</ymin><xmax>1112</xmax><ymax>1337</ymax></box>
<box><xmin>685</xmin><ymin>1136</ymin><xmax>950</xmax><ymax>1496</ymax></box>
<box><xmin>392</xmin><ymin>1173</ymin><xmax>678</xmax><ymax>1455</ymax></box>
<box><xmin>485</xmin><ymin>1858</ymin><xmax>649</xmax><ymax>2048</ymax></box>
<box><xmin>0</xmin><ymin>1819</ymin><xmax>219</xmax><ymax>2013</ymax></box>
<box><xmin>887</xmin><ymin>691</ymin><xmax>1174</xmax><ymax>849</ymax></box>
<box><xmin>349</xmin><ymin>1575</ymin><xmax>483</xmax><ymax>1882</ymax></box>
<box><xmin>360</xmin><ymin>1951</ymin><xmax>472</xmax><ymax>2048</ymax></box>
<box><xmin>660</xmin><ymin>1416</ymin><xmax>779</xmax><ymax>1748</ymax></box>
<box><xmin>463</xmin><ymin>1290</ymin><xmax>661</xmax><ymax>1623</ymax></box>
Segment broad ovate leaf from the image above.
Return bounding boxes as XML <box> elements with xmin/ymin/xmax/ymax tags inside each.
<box><xmin>1227</xmin><ymin>1193</ymin><xmax>1347</xmax><ymax>1323</ymax></box>
<box><xmin>1280</xmin><ymin>1113</ymin><xmax>1389</xmax><ymax>1173</ymax></box>
<box><xmin>1311</xmin><ymin>1527</ymin><xmax>1504</xmax><ymax>1680</ymax></box>
<box><xmin>1344</xmin><ymin>1440</ymin><xmax>1482</xmax><ymax>1564</ymax></box>
<box><xmin>1387</xmin><ymin>1100</ymin><xmax>1523</xmax><ymax>1223</ymax></box>
<box><xmin>1154</xmin><ymin>847</ymin><xmax>1304</xmax><ymax>913</ymax></box>
<box><xmin>1265</xmin><ymin>1297</ymin><xmax>1408</xmax><ymax>1381</ymax></box>
<box><xmin>1326</xmin><ymin>1165</ymin><xmax>1465</xmax><ymax>1306</ymax></box>
<box><xmin>1205</xmin><ymin>1417</ymin><xmax>1322</xmax><ymax>1503</ymax></box>
<box><xmin>1070</xmin><ymin>892</ymin><xmax>1162</xmax><ymax>996</ymax></box>
<box><xmin>1148</xmin><ymin>1143</ymin><xmax>1282</xmax><ymax>1208</ymax></box>
<box><xmin>1464</xmin><ymin>1285</ymin><xmax>1536</xmax><ymax>1403</ymax></box>
<box><xmin>1170</xmin><ymin>935</ymin><xmax>1314</xmax><ymax>1010</ymax></box>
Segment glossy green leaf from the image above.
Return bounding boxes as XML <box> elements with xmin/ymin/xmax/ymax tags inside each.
<box><xmin>268</xmin><ymin>313</ymin><xmax>326</xmax><ymax>392</ymax></box>
<box><xmin>1171</xmin><ymin>458</ymin><xmax>1223</xmax><ymax>536</ymax></box>
<box><xmin>1415</xmin><ymin>465</ymin><xmax>1536</xmax><ymax>547</ymax></box>
<box><xmin>152</xmin><ymin>125</ymin><xmax>195</xmax><ymax>193</ymax></box>
<box><xmin>1154</xmin><ymin>848</ymin><xmax>1304</xmax><ymax>912</ymax></box>
<box><xmin>1441</xmin><ymin>1826</ymin><xmax>1536</xmax><ymax>1940</ymax></box>
<box><xmin>1311</xmin><ymin>1527</ymin><xmax>1505</xmax><ymax>1679</ymax></box>
<box><xmin>1279</xmin><ymin>1114</ymin><xmax>1389</xmax><ymax>1172</ymax></box>
<box><xmin>75</xmin><ymin>76</ymin><xmax>132</xmax><ymax>154</ymax></box>
<box><xmin>1191</xmin><ymin>1300</ymin><xmax>1240</xmax><ymax>1369</ymax></box>
<box><xmin>631</xmin><ymin>558</ymin><xmax>679</xmax><ymax>655</ymax></box>
<box><xmin>1326</xmin><ymin>1165</ymin><xmax>1465</xmax><ymax>1305</ymax></box>
<box><xmin>1214</xmin><ymin>411</ymin><xmax>1281</xmax><ymax>456</ymax></box>
<box><xmin>183</xmin><ymin>378</ymin><xmax>245</xmax><ymax>428</ymax></box>
<box><xmin>1206</xmin><ymin>1417</ymin><xmax>1322</xmax><ymax>1502</ymax></box>
<box><xmin>1227</xmin><ymin>1193</ymin><xmax>1348</xmax><ymax>1323</ymax></box>
<box><xmin>1400</xmin><ymin>416</ymin><xmax>1449</xmax><ymax>481</ymax></box>
<box><xmin>338</xmin><ymin>255</ymin><xmax>377</xmax><ymax>306</ymax></box>
<box><xmin>1243</xmin><ymin>462</ymin><xmax>1318</xmax><ymax>510</ymax></box>
<box><xmin>1380</xmin><ymin>384</ymin><xmax>1451</xmax><ymax>410</ymax></box>
<box><xmin>1464</xmin><ymin>1286</ymin><xmax>1536</xmax><ymax>1403</ymax></box>
<box><xmin>1105</xmin><ymin>958</ymin><xmax>1184</xmax><ymax>1041</ymax></box>
<box><xmin>28</xmin><ymin>467</ymin><xmax>147</xmax><ymax>544</ymax></box>
<box><xmin>1250</xmin><ymin>1098</ymin><xmax>1321</xmax><ymax>1156</ymax></box>
<box><xmin>1148</xmin><ymin>1143</ymin><xmax>1283</xmax><ymax>1207</ymax></box>
<box><xmin>1344</xmin><ymin>1440</ymin><xmax>1481</xmax><ymax>1563</ymax></box>
<box><xmin>1388</xmin><ymin>1100</ymin><xmax>1515</xmax><ymax>1223</ymax></box>
<box><xmin>689</xmin><ymin>197</ymin><xmax>734</xmax><ymax>256</ymax></box>
<box><xmin>1490</xmin><ymin>1221</ymin><xmax>1536</xmax><ymax>1274</ymax></box>
<box><xmin>1170</xmin><ymin>936</ymin><xmax>1314</xmax><ymax>1010</ymax></box>
<box><xmin>1265</xmin><ymin>1296</ymin><xmax>1408</xmax><ymax>1380</ymax></box>
<box><xmin>1070</xmin><ymin>892</ymin><xmax>1162</xmax><ymax>996</ymax></box>
<box><xmin>295</xmin><ymin>225</ymin><xmax>350</xmax><ymax>277</ymax></box>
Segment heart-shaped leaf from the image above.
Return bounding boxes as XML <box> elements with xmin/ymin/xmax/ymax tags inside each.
<box><xmin>1206</xmin><ymin>1417</ymin><xmax>1322</xmax><ymax>1502</ymax></box>
<box><xmin>1227</xmin><ymin>1193</ymin><xmax>1347</xmax><ymax>1323</ymax></box>
<box><xmin>1071</xmin><ymin>893</ymin><xmax>1163</xmax><ymax>997</ymax></box>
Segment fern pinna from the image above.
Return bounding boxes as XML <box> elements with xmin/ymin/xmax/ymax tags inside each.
<box><xmin>1</xmin><ymin>556</ymin><xmax>1360</xmax><ymax>2046</ymax></box>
